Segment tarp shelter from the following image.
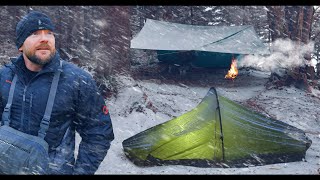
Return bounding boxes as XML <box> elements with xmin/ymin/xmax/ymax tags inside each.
<box><xmin>122</xmin><ymin>87</ymin><xmax>312</xmax><ymax>168</ymax></box>
<box><xmin>130</xmin><ymin>19</ymin><xmax>270</xmax><ymax>68</ymax></box>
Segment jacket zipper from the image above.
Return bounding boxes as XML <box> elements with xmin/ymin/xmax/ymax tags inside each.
<box><xmin>19</xmin><ymin>73</ymin><xmax>40</xmax><ymax>131</ymax></box>
<box><xmin>28</xmin><ymin>93</ymin><xmax>33</xmax><ymax>132</ymax></box>
<box><xmin>19</xmin><ymin>86</ymin><xmax>28</xmax><ymax>130</ymax></box>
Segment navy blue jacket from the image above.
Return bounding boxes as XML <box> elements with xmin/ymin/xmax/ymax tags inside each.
<box><xmin>0</xmin><ymin>52</ymin><xmax>114</xmax><ymax>174</ymax></box>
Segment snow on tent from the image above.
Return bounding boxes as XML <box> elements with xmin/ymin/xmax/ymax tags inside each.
<box><xmin>130</xmin><ymin>19</ymin><xmax>270</xmax><ymax>68</ymax></box>
<box><xmin>122</xmin><ymin>87</ymin><xmax>312</xmax><ymax>168</ymax></box>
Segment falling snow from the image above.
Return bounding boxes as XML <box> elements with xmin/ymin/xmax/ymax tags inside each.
<box><xmin>1</xmin><ymin>5</ymin><xmax>320</xmax><ymax>175</ymax></box>
<box><xmin>93</xmin><ymin>70</ymin><xmax>320</xmax><ymax>174</ymax></box>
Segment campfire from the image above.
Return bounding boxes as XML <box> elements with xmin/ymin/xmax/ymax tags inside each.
<box><xmin>225</xmin><ymin>58</ymin><xmax>238</xmax><ymax>80</ymax></box>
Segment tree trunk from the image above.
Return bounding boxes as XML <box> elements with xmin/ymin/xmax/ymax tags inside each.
<box><xmin>267</xmin><ymin>6</ymin><xmax>286</xmax><ymax>41</ymax></box>
<box><xmin>267</xmin><ymin>6</ymin><xmax>314</xmax><ymax>91</ymax></box>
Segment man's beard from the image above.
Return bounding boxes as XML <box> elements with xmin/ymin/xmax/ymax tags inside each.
<box><xmin>26</xmin><ymin>50</ymin><xmax>56</xmax><ymax>65</ymax></box>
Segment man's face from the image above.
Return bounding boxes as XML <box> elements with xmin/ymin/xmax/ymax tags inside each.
<box><xmin>19</xmin><ymin>29</ymin><xmax>56</xmax><ymax>65</ymax></box>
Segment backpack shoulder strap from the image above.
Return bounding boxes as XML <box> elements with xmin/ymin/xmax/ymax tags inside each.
<box><xmin>38</xmin><ymin>60</ymin><xmax>63</xmax><ymax>139</ymax></box>
<box><xmin>2</xmin><ymin>74</ymin><xmax>18</xmax><ymax>126</ymax></box>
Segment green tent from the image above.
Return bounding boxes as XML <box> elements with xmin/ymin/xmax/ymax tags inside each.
<box><xmin>122</xmin><ymin>87</ymin><xmax>312</xmax><ymax>168</ymax></box>
<box><xmin>130</xmin><ymin>19</ymin><xmax>270</xmax><ymax>68</ymax></box>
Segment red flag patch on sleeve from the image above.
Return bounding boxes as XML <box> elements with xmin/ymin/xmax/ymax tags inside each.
<box><xmin>102</xmin><ymin>105</ymin><xmax>109</xmax><ymax>115</ymax></box>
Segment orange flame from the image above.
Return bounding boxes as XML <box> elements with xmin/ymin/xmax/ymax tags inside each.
<box><xmin>225</xmin><ymin>58</ymin><xmax>238</xmax><ymax>80</ymax></box>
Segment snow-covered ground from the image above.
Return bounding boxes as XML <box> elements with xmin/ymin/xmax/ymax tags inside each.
<box><xmin>94</xmin><ymin>69</ymin><xmax>320</xmax><ymax>174</ymax></box>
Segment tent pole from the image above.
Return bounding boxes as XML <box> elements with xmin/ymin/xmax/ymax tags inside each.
<box><xmin>212</xmin><ymin>87</ymin><xmax>225</xmax><ymax>161</ymax></box>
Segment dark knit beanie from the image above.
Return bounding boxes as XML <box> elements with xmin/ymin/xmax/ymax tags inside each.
<box><xmin>15</xmin><ymin>11</ymin><xmax>55</xmax><ymax>49</ymax></box>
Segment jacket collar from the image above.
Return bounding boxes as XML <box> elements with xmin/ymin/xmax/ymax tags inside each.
<box><xmin>11</xmin><ymin>51</ymin><xmax>62</xmax><ymax>75</ymax></box>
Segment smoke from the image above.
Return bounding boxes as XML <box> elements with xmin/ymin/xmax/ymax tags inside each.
<box><xmin>238</xmin><ymin>39</ymin><xmax>314</xmax><ymax>72</ymax></box>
